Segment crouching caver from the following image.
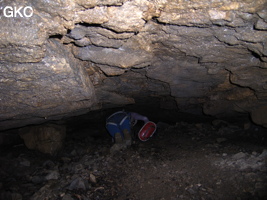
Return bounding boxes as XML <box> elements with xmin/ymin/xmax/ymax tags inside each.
<box><xmin>106</xmin><ymin>111</ymin><xmax>149</xmax><ymax>146</ymax></box>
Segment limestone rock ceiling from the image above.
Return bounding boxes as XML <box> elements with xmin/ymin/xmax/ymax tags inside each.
<box><xmin>0</xmin><ymin>0</ymin><xmax>267</xmax><ymax>130</ymax></box>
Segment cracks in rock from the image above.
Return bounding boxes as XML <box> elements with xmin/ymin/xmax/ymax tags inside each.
<box><xmin>247</xmin><ymin>48</ymin><xmax>265</xmax><ymax>63</ymax></box>
<box><xmin>96</xmin><ymin>65</ymin><xmax>176</xmax><ymax>110</ymax></box>
<box><xmin>48</xmin><ymin>34</ymin><xmax>63</xmax><ymax>40</ymax></box>
<box><xmin>142</xmin><ymin>68</ymin><xmax>173</xmax><ymax>98</ymax></box>
<box><xmin>75</xmin><ymin>0</ymin><xmax>126</xmax><ymax>14</ymax></box>
<box><xmin>153</xmin><ymin>16</ymin><xmax>213</xmax><ymax>28</ymax></box>
<box><xmin>76</xmin><ymin>22</ymin><xmax>102</xmax><ymax>28</ymax></box>
<box><xmin>77</xmin><ymin>22</ymin><xmax>137</xmax><ymax>35</ymax></box>
<box><xmin>226</xmin><ymin>68</ymin><xmax>257</xmax><ymax>97</ymax></box>
<box><xmin>65</xmin><ymin>23</ymin><xmax>134</xmax><ymax>50</ymax></box>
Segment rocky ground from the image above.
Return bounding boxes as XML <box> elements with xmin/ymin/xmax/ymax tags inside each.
<box><xmin>0</xmin><ymin>116</ymin><xmax>267</xmax><ymax>200</ymax></box>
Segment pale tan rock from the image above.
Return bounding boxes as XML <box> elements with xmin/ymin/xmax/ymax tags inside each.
<box><xmin>103</xmin><ymin>1</ymin><xmax>145</xmax><ymax>32</ymax></box>
<box><xmin>73</xmin><ymin>45</ymin><xmax>152</xmax><ymax>68</ymax></box>
<box><xmin>75</xmin><ymin>7</ymin><xmax>109</xmax><ymax>24</ymax></box>
<box><xmin>97</xmin><ymin>64</ymin><xmax>126</xmax><ymax>76</ymax></box>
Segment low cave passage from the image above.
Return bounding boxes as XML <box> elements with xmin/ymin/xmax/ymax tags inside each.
<box><xmin>0</xmin><ymin>104</ymin><xmax>267</xmax><ymax>200</ymax></box>
<box><xmin>1</xmin><ymin>0</ymin><xmax>267</xmax><ymax>199</ymax></box>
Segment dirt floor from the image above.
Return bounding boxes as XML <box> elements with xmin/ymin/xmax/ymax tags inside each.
<box><xmin>0</xmin><ymin>114</ymin><xmax>267</xmax><ymax>200</ymax></box>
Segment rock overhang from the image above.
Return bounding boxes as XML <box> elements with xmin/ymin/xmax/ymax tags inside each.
<box><xmin>0</xmin><ymin>0</ymin><xmax>267</xmax><ymax>131</ymax></box>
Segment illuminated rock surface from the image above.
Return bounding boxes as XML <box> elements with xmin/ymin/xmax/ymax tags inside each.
<box><xmin>0</xmin><ymin>0</ymin><xmax>267</xmax><ymax>130</ymax></box>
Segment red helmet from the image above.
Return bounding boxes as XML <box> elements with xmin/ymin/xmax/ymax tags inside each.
<box><xmin>138</xmin><ymin>121</ymin><xmax>157</xmax><ymax>141</ymax></box>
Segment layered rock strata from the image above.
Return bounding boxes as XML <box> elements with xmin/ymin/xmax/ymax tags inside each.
<box><xmin>0</xmin><ymin>0</ymin><xmax>267</xmax><ymax>130</ymax></box>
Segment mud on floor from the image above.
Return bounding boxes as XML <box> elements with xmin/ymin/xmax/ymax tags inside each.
<box><xmin>0</xmin><ymin>120</ymin><xmax>267</xmax><ymax>200</ymax></box>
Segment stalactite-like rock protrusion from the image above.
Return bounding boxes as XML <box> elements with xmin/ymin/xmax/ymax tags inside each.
<box><xmin>0</xmin><ymin>0</ymin><xmax>267</xmax><ymax>130</ymax></box>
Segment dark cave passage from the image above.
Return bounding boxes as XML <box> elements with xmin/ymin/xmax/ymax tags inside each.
<box><xmin>1</xmin><ymin>107</ymin><xmax>267</xmax><ymax>200</ymax></box>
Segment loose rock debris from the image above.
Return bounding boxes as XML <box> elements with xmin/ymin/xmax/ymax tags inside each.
<box><xmin>0</xmin><ymin>121</ymin><xmax>267</xmax><ymax>200</ymax></box>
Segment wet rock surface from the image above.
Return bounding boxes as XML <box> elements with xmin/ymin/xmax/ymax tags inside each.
<box><xmin>1</xmin><ymin>116</ymin><xmax>266</xmax><ymax>200</ymax></box>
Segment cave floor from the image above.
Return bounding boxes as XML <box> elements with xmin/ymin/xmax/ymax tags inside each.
<box><xmin>0</xmin><ymin>120</ymin><xmax>267</xmax><ymax>200</ymax></box>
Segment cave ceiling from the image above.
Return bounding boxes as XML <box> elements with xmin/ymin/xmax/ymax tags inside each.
<box><xmin>0</xmin><ymin>0</ymin><xmax>267</xmax><ymax>130</ymax></box>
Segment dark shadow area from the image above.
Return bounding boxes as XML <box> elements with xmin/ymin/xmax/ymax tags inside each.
<box><xmin>0</xmin><ymin>106</ymin><xmax>267</xmax><ymax>200</ymax></box>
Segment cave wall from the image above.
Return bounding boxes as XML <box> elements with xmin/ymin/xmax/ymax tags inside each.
<box><xmin>0</xmin><ymin>0</ymin><xmax>267</xmax><ymax>130</ymax></box>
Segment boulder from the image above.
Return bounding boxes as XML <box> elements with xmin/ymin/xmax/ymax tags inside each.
<box><xmin>19</xmin><ymin>123</ymin><xmax>66</xmax><ymax>155</ymax></box>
